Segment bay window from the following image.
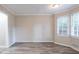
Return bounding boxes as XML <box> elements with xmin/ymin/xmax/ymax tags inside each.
<box><xmin>57</xmin><ymin>12</ymin><xmax>79</xmax><ymax>37</ymax></box>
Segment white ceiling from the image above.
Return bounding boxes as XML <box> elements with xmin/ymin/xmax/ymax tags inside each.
<box><xmin>2</xmin><ymin>4</ymin><xmax>79</xmax><ymax>15</ymax></box>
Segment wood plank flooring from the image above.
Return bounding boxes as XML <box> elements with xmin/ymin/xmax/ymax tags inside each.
<box><xmin>0</xmin><ymin>42</ymin><xmax>79</xmax><ymax>54</ymax></box>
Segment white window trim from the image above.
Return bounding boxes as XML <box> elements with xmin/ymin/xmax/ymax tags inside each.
<box><xmin>71</xmin><ymin>12</ymin><xmax>79</xmax><ymax>37</ymax></box>
<box><xmin>57</xmin><ymin>15</ymin><xmax>69</xmax><ymax>37</ymax></box>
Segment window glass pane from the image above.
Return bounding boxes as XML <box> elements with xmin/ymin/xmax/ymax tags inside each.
<box><xmin>57</xmin><ymin>15</ymin><xmax>69</xmax><ymax>36</ymax></box>
<box><xmin>71</xmin><ymin>12</ymin><xmax>79</xmax><ymax>36</ymax></box>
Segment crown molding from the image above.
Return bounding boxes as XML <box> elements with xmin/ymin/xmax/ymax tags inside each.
<box><xmin>16</xmin><ymin>13</ymin><xmax>53</xmax><ymax>16</ymax></box>
<box><xmin>1</xmin><ymin>4</ymin><xmax>16</xmax><ymax>15</ymax></box>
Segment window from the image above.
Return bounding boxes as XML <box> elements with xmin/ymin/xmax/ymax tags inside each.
<box><xmin>71</xmin><ymin>12</ymin><xmax>79</xmax><ymax>37</ymax></box>
<box><xmin>57</xmin><ymin>15</ymin><xmax>69</xmax><ymax>36</ymax></box>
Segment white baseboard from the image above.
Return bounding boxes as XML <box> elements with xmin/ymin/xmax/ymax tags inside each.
<box><xmin>0</xmin><ymin>46</ymin><xmax>9</xmax><ymax>48</ymax></box>
<box><xmin>70</xmin><ymin>46</ymin><xmax>79</xmax><ymax>52</ymax></box>
<box><xmin>0</xmin><ymin>41</ymin><xmax>15</xmax><ymax>48</ymax></box>
<box><xmin>16</xmin><ymin>39</ymin><xmax>54</xmax><ymax>42</ymax></box>
<box><xmin>54</xmin><ymin>42</ymin><xmax>79</xmax><ymax>52</ymax></box>
<box><xmin>54</xmin><ymin>42</ymin><xmax>72</xmax><ymax>48</ymax></box>
<box><xmin>8</xmin><ymin>42</ymin><xmax>15</xmax><ymax>47</ymax></box>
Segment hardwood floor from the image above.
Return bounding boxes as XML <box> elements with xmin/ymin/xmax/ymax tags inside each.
<box><xmin>0</xmin><ymin>42</ymin><xmax>79</xmax><ymax>54</ymax></box>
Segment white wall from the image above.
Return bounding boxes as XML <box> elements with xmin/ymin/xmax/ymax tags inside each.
<box><xmin>0</xmin><ymin>12</ymin><xmax>8</xmax><ymax>47</ymax></box>
<box><xmin>8</xmin><ymin>14</ymin><xmax>16</xmax><ymax>46</ymax></box>
<box><xmin>15</xmin><ymin>15</ymin><xmax>54</xmax><ymax>42</ymax></box>
<box><xmin>0</xmin><ymin>5</ymin><xmax>15</xmax><ymax>47</ymax></box>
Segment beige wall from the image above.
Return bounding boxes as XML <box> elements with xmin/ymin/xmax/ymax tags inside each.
<box><xmin>0</xmin><ymin>5</ymin><xmax>15</xmax><ymax>47</ymax></box>
<box><xmin>15</xmin><ymin>15</ymin><xmax>54</xmax><ymax>42</ymax></box>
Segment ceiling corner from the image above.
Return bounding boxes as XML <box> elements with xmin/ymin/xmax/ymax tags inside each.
<box><xmin>1</xmin><ymin>4</ymin><xmax>16</xmax><ymax>15</ymax></box>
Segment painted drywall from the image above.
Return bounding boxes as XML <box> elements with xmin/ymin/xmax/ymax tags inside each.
<box><xmin>0</xmin><ymin>12</ymin><xmax>8</xmax><ymax>47</ymax></box>
<box><xmin>15</xmin><ymin>15</ymin><xmax>54</xmax><ymax>42</ymax></box>
<box><xmin>8</xmin><ymin>14</ymin><xmax>16</xmax><ymax>46</ymax></box>
<box><xmin>0</xmin><ymin>5</ymin><xmax>15</xmax><ymax>47</ymax></box>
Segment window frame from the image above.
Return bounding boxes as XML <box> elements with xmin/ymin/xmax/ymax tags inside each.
<box><xmin>57</xmin><ymin>15</ymin><xmax>69</xmax><ymax>37</ymax></box>
<box><xmin>71</xmin><ymin>12</ymin><xmax>79</xmax><ymax>37</ymax></box>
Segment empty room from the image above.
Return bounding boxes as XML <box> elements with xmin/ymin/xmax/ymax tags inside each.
<box><xmin>0</xmin><ymin>4</ymin><xmax>79</xmax><ymax>54</ymax></box>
